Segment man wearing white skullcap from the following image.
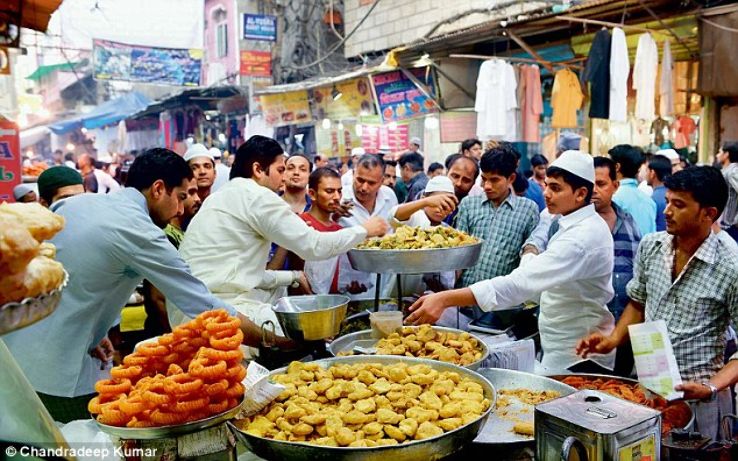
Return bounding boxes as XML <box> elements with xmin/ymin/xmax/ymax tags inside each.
<box><xmin>408</xmin><ymin>150</ymin><xmax>617</xmax><ymax>374</ymax></box>
<box><xmin>13</xmin><ymin>183</ymin><xmax>37</xmax><ymax>203</ymax></box>
<box><xmin>184</xmin><ymin>143</ymin><xmax>216</xmax><ymax>201</ymax></box>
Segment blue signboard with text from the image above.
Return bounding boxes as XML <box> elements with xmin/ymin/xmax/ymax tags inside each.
<box><xmin>243</xmin><ymin>14</ymin><xmax>277</xmax><ymax>41</ymax></box>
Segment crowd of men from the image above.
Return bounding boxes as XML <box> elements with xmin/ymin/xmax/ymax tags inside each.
<box><xmin>7</xmin><ymin>135</ymin><xmax>738</xmax><ymax>440</ymax></box>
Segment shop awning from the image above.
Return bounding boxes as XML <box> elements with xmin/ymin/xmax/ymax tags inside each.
<box><xmin>26</xmin><ymin>62</ymin><xmax>81</xmax><ymax>81</ymax></box>
<box><xmin>48</xmin><ymin>91</ymin><xmax>152</xmax><ymax>134</ymax></box>
<box><xmin>128</xmin><ymin>86</ymin><xmax>244</xmax><ymax>120</ymax></box>
<box><xmin>20</xmin><ymin>125</ymin><xmax>51</xmax><ymax>148</ymax></box>
<box><xmin>5</xmin><ymin>0</ymin><xmax>63</xmax><ymax>32</ymax></box>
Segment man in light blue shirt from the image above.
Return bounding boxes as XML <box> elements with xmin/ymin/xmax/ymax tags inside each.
<box><xmin>610</xmin><ymin>144</ymin><xmax>656</xmax><ymax>236</ymax></box>
<box><xmin>3</xmin><ymin>148</ymin><xmax>268</xmax><ymax>423</ymax></box>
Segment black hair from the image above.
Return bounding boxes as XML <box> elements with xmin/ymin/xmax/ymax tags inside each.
<box><xmin>530</xmin><ymin>154</ymin><xmax>548</xmax><ymax>168</ymax></box>
<box><xmin>480</xmin><ymin>147</ymin><xmax>517</xmax><ymax>178</ymax></box>
<box><xmin>287</xmin><ymin>153</ymin><xmax>313</xmax><ymax>171</ymax></box>
<box><xmin>460</xmin><ymin>138</ymin><xmax>481</xmax><ymax>152</ymax></box>
<box><xmin>664</xmin><ymin>166</ymin><xmax>728</xmax><ymax>219</ymax></box>
<box><xmin>608</xmin><ymin>144</ymin><xmax>644</xmax><ymax>178</ymax></box>
<box><xmin>546</xmin><ymin>165</ymin><xmax>594</xmax><ymax>203</ymax></box>
<box><xmin>308</xmin><ymin>167</ymin><xmax>341</xmax><ymax>191</ymax></box>
<box><xmin>230</xmin><ymin>135</ymin><xmax>284</xmax><ymax>180</ymax></box>
<box><xmin>648</xmin><ymin>155</ymin><xmax>673</xmax><ymax>182</ymax></box>
<box><xmin>512</xmin><ymin>171</ymin><xmax>529</xmax><ymax>195</ymax></box>
<box><xmin>385</xmin><ymin>160</ymin><xmax>397</xmax><ymax>167</ymax></box>
<box><xmin>428</xmin><ymin>162</ymin><xmax>444</xmax><ymax>175</ymax></box>
<box><xmin>399</xmin><ymin>152</ymin><xmax>424</xmax><ymax>172</ymax></box>
<box><xmin>64</xmin><ymin>152</ymin><xmax>74</xmax><ymax>161</ymax></box>
<box><xmin>356</xmin><ymin>153</ymin><xmax>384</xmax><ymax>171</ymax></box>
<box><xmin>446</xmin><ymin>154</ymin><xmax>480</xmax><ymax>181</ymax></box>
<box><xmin>126</xmin><ymin>148</ymin><xmax>193</xmax><ymax>191</ymax></box>
<box><xmin>722</xmin><ymin>141</ymin><xmax>738</xmax><ymax>163</ymax></box>
<box><xmin>593</xmin><ymin>156</ymin><xmax>617</xmax><ymax>181</ymax></box>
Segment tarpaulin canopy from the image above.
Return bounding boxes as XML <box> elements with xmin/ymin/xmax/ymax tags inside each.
<box><xmin>48</xmin><ymin>91</ymin><xmax>151</xmax><ymax>134</ymax></box>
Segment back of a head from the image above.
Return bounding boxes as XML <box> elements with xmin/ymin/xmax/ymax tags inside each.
<box><xmin>664</xmin><ymin>166</ymin><xmax>728</xmax><ymax>219</ymax></box>
<box><xmin>512</xmin><ymin>171</ymin><xmax>529</xmax><ymax>194</ymax></box>
<box><xmin>38</xmin><ymin>166</ymin><xmax>83</xmax><ymax>204</ymax></box>
<box><xmin>723</xmin><ymin>141</ymin><xmax>738</xmax><ymax>163</ymax></box>
<box><xmin>648</xmin><ymin>155</ymin><xmax>673</xmax><ymax>182</ymax></box>
<box><xmin>399</xmin><ymin>152</ymin><xmax>424</xmax><ymax>172</ymax></box>
<box><xmin>126</xmin><ymin>148</ymin><xmax>193</xmax><ymax>191</ymax></box>
<box><xmin>308</xmin><ymin>166</ymin><xmax>341</xmax><ymax>191</ymax></box>
<box><xmin>480</xmin><ymin>145</ymin><xmax>518</xmax><ymax>177</ymax></box>
<box><xmin>231</xmin><ymin>135</ymin><xmax>284</xmax><ymax>180</ymax></box>
<box><xmin>609</xmin><ymin>144</ymin><xmax>644</xmax><ymax>178</ymax></box>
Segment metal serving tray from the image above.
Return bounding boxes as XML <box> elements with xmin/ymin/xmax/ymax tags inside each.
<box><xmin>347</xmin><ymin>241</ymin><xmax>483</xmax><ymax>274</ymax></box>
<box><xmin>0</xmin><ymin>271</ymin><xmax>68</xmax><ymax>335</ymax></box>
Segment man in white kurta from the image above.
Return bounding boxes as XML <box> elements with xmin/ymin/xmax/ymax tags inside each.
<box><xmin>179</xmin><ymin>136</ymin><xmax>387</xmax><ymax>331</ymax></box>
<box><xmin>406</xmin><ymin>151</ymin><xmax>616</xmax><ymax>373</ymax></box>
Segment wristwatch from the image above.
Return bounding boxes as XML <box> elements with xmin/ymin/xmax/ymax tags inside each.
<box><xmin>290</xmin><ymin>271</ymin><xmax>301</xmax><ymax>289</ymax></box>
<box><xmin>700</xmin><ymin>381</ymin><xmax>718</xmax><ymax>401</ymax></box>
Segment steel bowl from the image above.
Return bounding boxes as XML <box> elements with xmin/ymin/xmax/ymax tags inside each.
<box><xmin>0</xmin><ymin>271</ymin><xmax>68</xmax><ymax>336</ymax></box>
<box><xmin>95</xmin><ymin>398</ymin><xmax>243</xmax><ymax>440</ymax></box>
<box><xmin>474</xmin><ymin>368</ymin><xmax>576</xmax><ymax>445</ymax></box>
<box><xmin>548</xmin><ymin>373</ymin><xmax>695</xmax><ymax>435</ymax></box>
<box><xmin>329</xmin><ymin>326</ymin><xmax>489</xmax><ymax>370</ymax></box>
<box><xmin>272</xmin><ymin>295</ymin><xmax>350</xmax><ymax>342</ymax></box>
<box><xmin>230</xmin><ymin>355</ymin><xmax>496</xmax><ymax>461</ymax></box>
<box><xmin>347</xmin><ymin>241</ymin><xmax>483</xmax><ymax>274</ymax></box>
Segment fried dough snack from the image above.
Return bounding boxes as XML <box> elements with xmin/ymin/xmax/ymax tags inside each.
<box><xmin>0</xmin><ymin>256</ymin><xmax>65</xmax><ymax>304</ymax></box>
<box><xmin>357</xmin><ymin>225</ymin><xmax>477</xmax><ymax>250</ymax></box>
<box><xmin>375</xmin><ymin>325</ymin><xmax>484</xmax><ymax>366</ymax></box>
<box><xmin>561</xmin><ymin>376</ymin><xmax>692</xmax><ymax>434</ymax></box>
<box><xmin>235</xmin><ymin>361</ymin><xmax>490</xmax><ymax>447</ymax></box>
<box><xmin>0</xmin><ymin>202</ymin><xmax>65</xmax><ymax>242</ymax></box>
<box><xmin>89</xmin><ymin>309</ymin><xmax>245</xmax><ymax>427</ymax></box>
<box><xmin>0</xmin><ymin>220</ymin><xmax>39</xmax><ymax>273</ymax></box>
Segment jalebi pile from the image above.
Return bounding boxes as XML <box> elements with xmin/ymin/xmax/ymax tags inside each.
<box><xmin>89</xmin><ymin>309</ymin><xmax>246</xmax><ymax>427</ymax></box>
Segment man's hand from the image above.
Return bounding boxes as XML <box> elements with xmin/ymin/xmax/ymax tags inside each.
<box><xmin>521</xmin><ymin>244</ymin><xmax>540</xmax><ymax>256</ymax></box>
<box><xmin>405</xmin><ymin>293</ymin><xmax>449</xmax><ymax>325</ymax></box>
<box><xmin>362</xmin><ymin>216</ymin><xmax>389</xmax><ymax>237</ymax></box>
<box><xmin>575</xmin><ymin>333</ymin><xmax>618</xmax><ymax>358</ymax></box>
<box><xmin>332</xmin><ymin>201</ymin><xmax>354</xmax><ymax>219</ymax></box>
<box><xmin>345</xmin><ymin>281</ymin><xmax>368</xmax><ymax>294</ymax></box>
<box><xmin>297</xmin><ymin>272</ymin><xmax>313</xmax><ymax>295</ymax></box>
<box><xmin>424</xmin><ymin>194</ymin><xmax>458</xmax><ymax>214</ymax></box>
<box><xmin>674</xmin><ymin>382</ymin><xmax>713</xmax><ymax>401</ymax></box>
<box><xmin>90</xmin><ymin>336</ymin><xmax>115</xmax><ymax>369</ymax></box>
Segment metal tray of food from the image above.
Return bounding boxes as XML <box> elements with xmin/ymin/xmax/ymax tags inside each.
<box><xmin>229</xmin><ymin>355</ymin><xmax>495</xmax><ymax>461</ymax></box>
<box><xmin>329</xmin><ymin>326</ymin><xmax>489</xmax><ymax>370</ymax></box>
<box><xmin>473</xmin><ymin>368</ymin><xmax>576</xmax><ymax>445</ymax></box>
<box><xmin>347</xmin><ymin>241</ymin><xmax>483</xmax><ymax>274</ymax></box>
<box><xmin>548</xmin><ymin>373</ymin><xmax>695</xmax><ymax>435</ymax></box>
<box><xmin>94</xmin><ymin>398</ymin><xmax>243</xmax><ymax>440</ymax></box>
<box><xmin>0</xmin><ymin>271</ymin><xmax>68</xmax><ymax>335</ymax></box>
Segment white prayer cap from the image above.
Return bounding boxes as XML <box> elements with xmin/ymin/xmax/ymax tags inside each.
<box><xmin>351</xmin><ymin>147</ymin><xmax>366</xmax><ymax>157</ymax></box>
<box><xmin>13</xmin><ymin>184</ymin><xmax>35</xmax><ymax>201</ymax></box>
<box><xmin>424</xmin><ymin>175</ymin><xmax>454</xmax><ymax>195</ymax></box>
<box><xmin>549</xmin><ymin>150</ymin><xmax>594</xmax><ymax>183</ymax></box>
<box><xmin>208</xmin><ymin>147</ymin><xmax>222</xmax><ymax>159</ymax></box>
<box><xmin>410</xmin><ymin>137</ymin><xmax>422</xmax><ymax>146</ymax></box>
<box><xmin>656</xmin><ymin>148</ymin><xmax>680</xmax><ymax>163</ymax></box>
<box><xmin>184</xmin><ymin>143</ymin><xmax>214</xmax><ymax>162</ymax></box>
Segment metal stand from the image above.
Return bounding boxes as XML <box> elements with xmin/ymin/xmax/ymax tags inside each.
<box><xmin>397</xmin><ymin>274</ymin><xmax>403</xmax><ymax>315</ymax></box>
<box><xmin>373</xmin><ymin>273</ymin><xmax>381</xmax><ymax>312</ymax></box>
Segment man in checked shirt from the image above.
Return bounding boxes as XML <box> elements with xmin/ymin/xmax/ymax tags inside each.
<box><xmin>578</xmin><ymin>166</ymin><xmax>738</xmax><ymax>439</ymax></box>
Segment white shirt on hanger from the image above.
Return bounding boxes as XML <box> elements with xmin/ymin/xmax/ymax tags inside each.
<box><xmin>609</xmin><ymin>27</ymin><xmax>630</xmax><ymax>122</ymax></box>
<box><xmin>633</xmin><ymin>33</ymin><xmax>659</xmax><ymax>121</ymax></box>
<box><xmin>475</xmin><ymin>59</ymin><xmax>518</xmax><ymax>141</ymax></box>
<box><xmin>659</xmin><ymin>40</ymin><xmax>674</xmax><ymax>117</ymax></box>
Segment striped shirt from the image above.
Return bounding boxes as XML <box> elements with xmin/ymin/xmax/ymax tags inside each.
<box><xmin>627</xmin><ymin>231</ymin><xmax>738</xmax><ymax>381</ymax></box>
<box><xmin>720</xmin><ymin>163</ymin><xmax>738</xmax><ymax>228</ymax></box>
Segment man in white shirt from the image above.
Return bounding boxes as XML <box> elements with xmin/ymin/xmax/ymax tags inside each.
<box><xmin>210</xmin><ymin>147</ymin><xmax>231</xmax><ymax>192</ymax></box>
<box><xmin>78</xmin><ymin>153</ymin><xmax>121</xmax><ymax>194</ymax></box>
<box><xmin>407</xmin><ymin>150</ymin><xmax>616</xmax><ymax>373</ymax></box>
<box><xmin>341</xmin><ymin>147</ymin><xmax>364</xmax><ymax>190</ymax></box>
<box><xmin>339</xmin><ymin>153</ymin><xmax>399</xmax><ymax>299</ymax></box>
<box><xmin>180</xmin><ymin>136</ymin><xmax>388</xmax><ymax>330</ymax></box>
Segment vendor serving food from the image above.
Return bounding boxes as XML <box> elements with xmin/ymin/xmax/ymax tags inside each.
<box><xmin>406</xmin><ymin>151</ymin><xmax>617</xmax><ymax>374</ymax></box>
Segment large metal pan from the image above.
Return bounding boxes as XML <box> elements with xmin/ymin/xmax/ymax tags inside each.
<box><xmin>548</xmin><ymin>373</ymin><xmax>695</xmax><ymax>435</ymax></box>
<box><xmin>0</xmin><ymin>271</ymin><xmax>68</xmax><ymax>335</ymax></box>
<box><xmin>328</xmin><ymin>326</ymin><xmax>489</xmax><ymax>370</ymax></box>
<box><xmin>473</xmin><ymin>368</ymin><xmax>576</xmax><ymax>445</ymax></box>
<box><xmin>230</xmin><ymin>355</ymin><xmax>495</xmax><ymax>461</ymax></box>
<box><xmin>347</xmin><ymin>241</ymin><xmax>483</xmax><ymax>274</ymax></box>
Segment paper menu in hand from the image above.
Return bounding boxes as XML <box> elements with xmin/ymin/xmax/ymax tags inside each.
<box><xmin>628</xmin><ymin>320</ymin><xmax>683</xmax><ymax>401</ymax></box>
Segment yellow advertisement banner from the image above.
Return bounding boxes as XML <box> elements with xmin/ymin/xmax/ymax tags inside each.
<box><xmin>316</xmin><ymin>122</ymin><xmax>362</xmax><ymax>158</ymax></box>
<box><xmin>310</xmin><ymin>78</ymin><xmax>375</xmax><ymax>121</ymax></box>
<box><xmin>260</xmin><ymin>90</ymin><xmax>311</xmax><ymax>126</ymax></box>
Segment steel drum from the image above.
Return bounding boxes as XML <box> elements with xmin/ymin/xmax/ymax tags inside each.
<box><xmin>272</xmin><ymin>295</ymin><xmax>350</xmax><ymax>341</ymax></box>
<box><xmin>230</xmin><ymin>355</ymin><xmax>496</xmax><ymax>461</ymax></box>
<box><xmin>329</xmin><ymin>326</ymin><xmax>489</xmax><ymax>370</ymax></box>
<box><xmin>474</xmin><ymin>368</ymin><xmax>576</xmax><ymax>445</ymax></box>
<box><xmin>347</xmin><ymin>241</ymin><xmax>483</xmax><ymax>274</ymax></box>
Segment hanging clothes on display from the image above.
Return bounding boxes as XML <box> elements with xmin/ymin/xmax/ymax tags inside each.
<box><xmin>609</xmin><ymin>27</ymin><xmax>630</xmax><ymax>122</ymax></box>
<box><xmin>475</xmin><ymin>58</ymin><xmax>518</xmax><ymax>140</ymax></box>
<box><xmin>633</xmin><ymin>33</ymin><xmax>659</xmax><ymax>121</ymax></box>
<box><xmin>659</xmin><ymin>40</ymin><xmax>675</xmax><ymax>117</ymax></box>
<box><xmin>651</xmin><ymin>117</ymin><xmax>671</xmax><ymax>147</ymax></box>
<box><xmin>582</xmin><ymin>28</ymin><xmax>611</xmax><ymax>119</ymax></box>
<box><xmin>551</xmin><ymin>68</ymin><xmax>584</xmax><ymax>129</ymax></box>
<box><xmin>520</xmin><ymin>64</ymin><xmax>543</xmax><ymax>143</ymax></box>
<box><xmin>673</xmin><ymin>115</ymin><xmax>696</xmax><ymax>149</ymax></box>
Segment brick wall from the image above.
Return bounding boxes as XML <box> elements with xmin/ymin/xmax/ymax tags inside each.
<box><xmin>343</xmin><ymin>0</ymin><xmax>546</xmax><ymax>57</ymax></box>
